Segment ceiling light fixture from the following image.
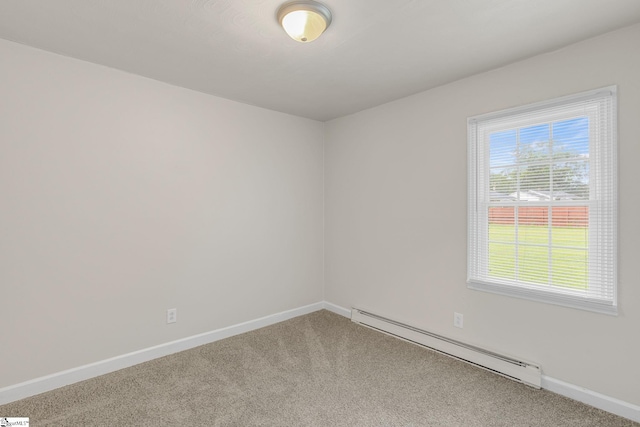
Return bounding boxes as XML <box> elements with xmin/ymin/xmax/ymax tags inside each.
<box><xmin>277</xmin><ymin>0</ymin><xmax>332</xmax><ymax>43</ymax></box>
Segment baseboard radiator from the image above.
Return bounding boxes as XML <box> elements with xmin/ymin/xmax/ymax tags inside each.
<box><xmin>351</xmin><ymin>308</ymin><xmax>541</xmax><ymax>388</ymax></box>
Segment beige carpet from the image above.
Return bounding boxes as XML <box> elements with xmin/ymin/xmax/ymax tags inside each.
<box><xmin>1</xmin><ymin>310</ymin><xmax>637</xmax><ymax>426</ymax></box>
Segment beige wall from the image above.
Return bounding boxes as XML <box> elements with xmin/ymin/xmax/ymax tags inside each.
<box><xmin>0</xmin><ymin>39</ymin><xmax>324</xmax><ymax>388</ymax></box>
<box><xmin>2</xmin><ymin>21</ymin><xmax>639</xmax><ymax>408</ymax></box>
<box><xmin>325</xmin><ymin>24</ymin><xmax>640</xmax><ymax>405</ymax></box>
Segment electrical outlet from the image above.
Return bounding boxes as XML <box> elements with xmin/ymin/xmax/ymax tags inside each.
<box><xmin>167</xmin><ymin>308</ymin><xmax>177</xmax><ymax>324</ymax></box>
<box><xmin>454</xmin><ymin>312</ymin><xmax>463</xmax><ymax>328</ymax></box>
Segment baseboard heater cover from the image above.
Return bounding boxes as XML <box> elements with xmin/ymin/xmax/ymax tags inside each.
<box><xmin>351</xmin><ymin>308</ymin><xmax>541</xmax><ymax>388</ymax></box>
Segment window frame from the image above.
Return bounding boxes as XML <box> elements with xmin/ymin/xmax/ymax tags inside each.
<box><xmin>467</xmin><ymin>87</ymin><xmax>617</xmax><ymax>315</ymax></box>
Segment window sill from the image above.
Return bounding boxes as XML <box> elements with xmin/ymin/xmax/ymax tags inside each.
<box><xmin>467</xmin><ymin>280</ymin><xmax>618</xmax><ymax>316</ymax></box>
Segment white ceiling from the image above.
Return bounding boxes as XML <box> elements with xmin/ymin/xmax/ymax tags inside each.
<box><xmin>1</xmin><ymin>0</ymin><xmax>639</xmax><ymax>122</ymax></box>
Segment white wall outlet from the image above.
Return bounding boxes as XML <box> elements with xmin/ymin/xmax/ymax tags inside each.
<box><xmin>454</xmin><ymin>312</ymin><xmax>464</xmax><ymax>328</ymax></box>
<box><xmin>167</xmin><ymin>308</ymin><xmax>177</xmax><ymax>324</ymax></box>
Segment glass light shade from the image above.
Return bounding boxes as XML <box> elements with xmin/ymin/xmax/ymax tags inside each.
<box><xmin>277</xmin><ymin>1</ymin><xmax>332</xmax><ymax>43</ymax></box>
<box><xmin>282</xmin><ymin>10</ymin><xmax>326</xmax><ymax>42</ymax></box>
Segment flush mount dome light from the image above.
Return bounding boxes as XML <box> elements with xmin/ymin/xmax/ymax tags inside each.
<box><xmin>277</xmin><ymin>0</ymin><xmax>332</xmax><ymax>43</ymax></box>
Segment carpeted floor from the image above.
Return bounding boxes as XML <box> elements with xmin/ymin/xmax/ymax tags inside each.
<box><xmin>1</xmin><ymin>310</ymin><xmax>637</xmax><ymax>426</ymax></box>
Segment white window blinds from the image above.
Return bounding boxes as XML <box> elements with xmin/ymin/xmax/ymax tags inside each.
<box><xmin>467</xmin><ymin>87</ymin><xmax>617</xmax><ymax>314</ymax></box>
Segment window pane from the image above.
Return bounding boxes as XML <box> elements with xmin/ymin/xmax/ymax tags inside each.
<box><xmin>517</xmin><ymin>164</ymin><xmax>551</xmax><ymax>200</ymax></box>
<box><xmin>490</xmin><ymin>170</ymin><xmax>516</xmax><ymax>197</ymax></box>
<box><xmin>488</xmin><ymin>243</ymin><xmax>516</xmax><ymax>280</ymax></box>
<box><xmin>551</xmin><ymin>207</ymin><xmax>588</xmax><ymax>239</ymax></box>
<box><xmin>552</xmin><ymin>117</ymin><xmax>589</xmax><ymax>200</ymax></box>
<box><xmin>518</xmin><ymin>207</ymin><xmax>548</xmax><ymax>226</ymax></box>
<box><xmin>519</xmin><ymin>225</ymin><xmax>549</xmax><ymax>246</ymax></box>
<box><xmin>489</xmin><ymin>207</ymin><xmax>515</xmax><ymax>242</ymax></box>
<box><xmin>518</xmin><ymin>245</ymin><xmax>549</xmax><ymax>284</ymax></box>
<box><xmin>552</xmin><ymin>117</ymin><xmax>589</xmax><ymax>157</ymax></box>
<box><xmin>490</xmin><ymin>129</ymin><xmax>517</xmax><ymax>168</ymax></box>
<box><xmin>551</xmin><ymin>248</ymin><xmax>588</xmax><ymax>289</ymax></box>
<box><xmin>520</xmin><ymin>123</ymin><xmax>550</xmax><ymax>147</ymax></box>
<box><xmin>552</xmin><ymin>160</ymin><xmax>589</xmax><ymax>200</ymax></box>
<box><xmin>490</xmin><ymin>130</ymin><xmax>518</xmax><ymax>197</ymax></box>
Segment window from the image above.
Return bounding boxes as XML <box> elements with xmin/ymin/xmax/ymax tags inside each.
<box><xmin>467</xmin><ymin>87</ymin><xmax>617</xmax><ymax>314</ymax></box>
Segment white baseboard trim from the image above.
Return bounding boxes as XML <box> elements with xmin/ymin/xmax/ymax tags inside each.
<box><xmin>0</xmin><ymin>301</ymin><xmax>325</xmax><ymax>405</ymax></box>
<box><xmin>542</xmin><ymin>375</ymin><xmax>640</xmax><ymax>423</ymax></box>
<box><xmin>322</xmin><ymin>301</ymin><xmax>351</xmax><ymax>318</ymax></box>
